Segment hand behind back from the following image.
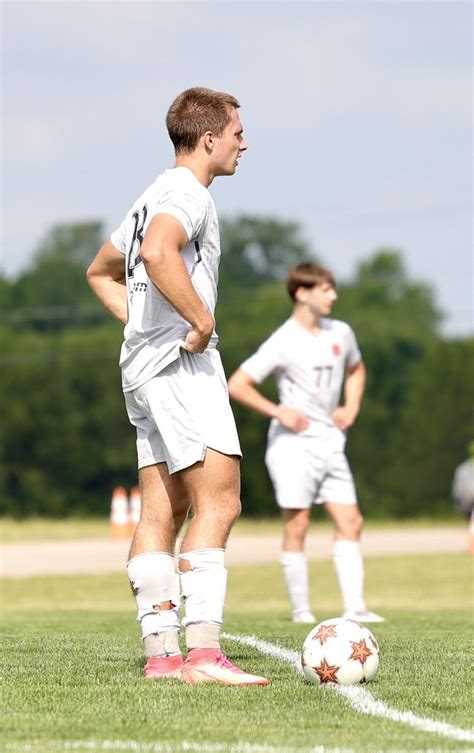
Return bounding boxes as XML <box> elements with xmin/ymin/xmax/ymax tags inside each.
<box><xmin>182</xmin><ymin>314</ymin><xmax>215</xmax><ymax>354</ymax></box>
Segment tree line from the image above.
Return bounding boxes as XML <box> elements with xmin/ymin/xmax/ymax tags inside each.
<box><xmin>0</xmin><ymin>219</ymin><xmax>472</xmax><ymax>519</ymax></box>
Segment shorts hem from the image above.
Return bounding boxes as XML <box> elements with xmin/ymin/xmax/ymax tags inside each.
<box><xmin>206</xmin><ymin>443</ymin><xmax>242</xmax><ymax>460</ymax></box>
<box><xmin>315</xmin><ymin>497</ymin><xmax>358</xmax><ymax>506</ymax></box>
<box><xmin>136</xmin><ymin>447</ymin><xmax>206</xmax><ymax>473</ymax></box>
<box><xmin>277</xmin><ymin>501</ymin><xmax>313</xmax><ymax>510</ymax></box>
<box><xmin>167</xmin><ymin>446</ymin><xmax>207</xmax><ymax>474</ymax></box>
<box><xmin>138</xmin><ymin>442</ymin><xmax>242</xmax><ymax>474</ymax></box>
<box><xmin>276</xmin><ymin>497</ymin><xmax>357</xmax><ymax>509</ymax></box>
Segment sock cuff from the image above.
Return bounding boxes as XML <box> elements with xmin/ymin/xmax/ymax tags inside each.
<box><xmin>178</xmin><ymin>548</ymin><xmax>225</xmax><ymax>568</ymax></box>
<box><xmin>280</xmin><ymin>550</ymin><xmax>307</xmax><ymax>565</ymax></box>
<box><xmin>126</xmin><ymin>551</ymin><xmax>174</xmax><ymax>569</ymax></box>
<box><xmin>185</xmin><ymin>624</ymin><xmax>221</xmax><ymax>650</ymax></box>
<box><xmin>333</xmin><ymin>539</ymin><xmax>361</xmax><ymax>556</ymax></box>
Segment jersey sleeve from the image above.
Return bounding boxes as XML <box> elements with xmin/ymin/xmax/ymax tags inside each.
<box><xmin>239</xmin><ymin>332</ymin><xmax>283</xmax><ymax>384</ymax></box>
<box><xmin>344</xmin><ymin>325</ymin><xmax>362</xmax><ymax>368</ymax></box>
<box><xmin>151</xmin><ymin>188</ymin><xmax>207</xmax><ymax>242</ymax></box>
<box><xmin>110</xmin><ymin>219</ymin><xmax>128</xmax><ymax>255</ymax></box>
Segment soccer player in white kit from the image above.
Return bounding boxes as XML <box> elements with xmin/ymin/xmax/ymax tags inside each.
<box><xmin>87</xmin><ymin>88</ymin><xmax>269</xmax><ymax>685</ymax></box>
<box><xmin>228</xmin><ymin>262</ymin><xmax>384</xmax><ymax>625</ymax></box>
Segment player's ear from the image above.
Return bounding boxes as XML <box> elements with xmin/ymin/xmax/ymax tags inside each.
<box><xmin>294</xmin><ymin>286</ymin><xmax>308</xmax><ymax>304</ymax></box>
<box><xmin>203</xmin><ymin>131</ymin><xmax>215</xmax><ymax>152</ymax></box>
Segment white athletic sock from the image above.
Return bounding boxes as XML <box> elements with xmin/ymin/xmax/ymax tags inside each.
<box><xmin>127</xmin><ymin>552</ymin><xmax>180</xmax><ymax>641</ymax></box>
<box><xmin>332</xmin><ymin>539</ymin><xmax>366</xmax><ymax>613</ymax></box>
<box><xmin>280</xmin><ymin>550</ymin><xmax>312</xmax><ymax>616</ymax></box>
<box><xmin>179</xmin><ymin>548</ymin><xmax>227</xmax><ymax>629</ymax></box>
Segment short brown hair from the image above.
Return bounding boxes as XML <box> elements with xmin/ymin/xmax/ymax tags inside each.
<box><xmin>286</xmin><ymin>262</ymin><xmax>336</xmax><ymax>301</ymax></box>
<box><xmin>166</xmin><ymin>87</ymin><xmax>240</xmax><ymax>155</ymax></box>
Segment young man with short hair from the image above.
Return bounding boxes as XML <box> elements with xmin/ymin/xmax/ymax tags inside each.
<box><xmin>87</xmin><ymin>87</ymin><xmax>269</xmax><ymax>685</ymax></box>
<box><xmin>228</xmin><ymin>262</ymin><xmax>384</xmax><ymax>625</ymax></box>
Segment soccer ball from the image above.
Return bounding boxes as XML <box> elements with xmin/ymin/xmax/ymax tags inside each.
<box><xmin>301</xmin><ymin>617</ymin><xmax>380</xmax><ymax>685</ymax></box>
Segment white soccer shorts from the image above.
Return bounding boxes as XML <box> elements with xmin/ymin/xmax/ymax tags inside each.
<box><xmin>265</xmin><ymin>429</ymin><xmax>357</xmax><ymax>509</ymax></box>
<box><xmin>124</xmin><ymin>348</ymin><xmax>242</xmax><ymax>474</ymax></box>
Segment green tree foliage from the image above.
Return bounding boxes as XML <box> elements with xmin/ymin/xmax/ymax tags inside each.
<box><xmin>332</xmin><ymin>251</ymin><xmax>442</xmax><ymax>515</ymax></box>
<box><xmin>0</xmin><ymin>218</ymin><xmax>470</xmax><ymax>519</ymax></box>
<box><xmin>383</xmin><ymin>338</ymin><xmax>474</xmax><ymax>516</ymax></box>
<box><xmin>3</xmin><ymin>222</ymin><xmax>107</xmax><ymax>332</ymax></box>
<box><xmin>219</xmin><ymin>216</ymin><xmax>309</xmax><ymax>288</ymax></box>
<box><xmin>0</xmin><ymin>324</ymin><xmax>135</xmax><ymax>517</ymax></box>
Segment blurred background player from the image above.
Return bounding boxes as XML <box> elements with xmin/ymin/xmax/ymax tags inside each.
<box><xmin>228</xmin><ymin>262</ymin><xmax>384</xmax><ymax>624</ymax></box>
<box><xmin>87</xmin><ymin>87</ymin><xmax>268</xmax><ymax>685</ymax></box>
<box><xmin>451</xmin><ymin>442</ymin><xmax>474</xmax><ymax>555</ymax></box>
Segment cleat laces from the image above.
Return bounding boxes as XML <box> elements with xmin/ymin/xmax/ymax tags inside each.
<box><xmin>214</xmin><ymin>652</ymin><xmax>244</xmax><ymax>672</ymax></box>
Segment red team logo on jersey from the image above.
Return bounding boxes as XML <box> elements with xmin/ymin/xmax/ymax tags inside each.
<box><xmin>332</xmin><ymin>343</ymin><xmax>341</xmax><ymax>356</ymax></box>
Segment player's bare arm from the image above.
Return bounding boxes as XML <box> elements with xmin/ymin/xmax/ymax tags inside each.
<box><xmin>140</xmin><ymin>213</ymin><xmax>214</xmax><ymax>353</ymax></box>
<box><xmin>332</xmin><ymin>360</ymin><xmax>367</xmax><ymax>431</ymax></box>
<box><xmin>86</xmin><ymin>240</ymin><xmax>128</xmax><ymax>324</ymax></box>
<box><xmin>228</xmin><ymin>368</ymin><xmax>310</xmax><ymax>433</ymax></box>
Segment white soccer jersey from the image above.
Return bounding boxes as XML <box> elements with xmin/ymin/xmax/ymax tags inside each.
<box><xmin>110</xmin><ymin>166</ymin><xmax>220</xmax><ymax>392</ymax></box>
<box><xmin>240</xmin><ymin>317</ymin><xmax>361</xmax><ymax>434</ymax></box>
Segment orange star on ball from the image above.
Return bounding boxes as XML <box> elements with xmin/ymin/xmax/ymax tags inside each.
<box><xmin>312</xmin><ymin>623</ymin><xmax>337</xmax><ymax>645</ymax></box>
<box><xmin>349</xmin><ymin>639</ymin><xmax>372</xmax><ymax>664</ymax></box>
<box><xmin>315</xmin><ymin>658</ymin><xmax>339</xmax><ymax>683</ymax></box>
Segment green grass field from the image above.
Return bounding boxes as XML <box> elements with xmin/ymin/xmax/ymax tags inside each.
<box><xmin>1</xmin><ymin>548</ymin><xmax>473</xmax><ymax>753</ymax></box>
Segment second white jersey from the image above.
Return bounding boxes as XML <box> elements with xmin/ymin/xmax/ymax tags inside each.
<box><xmin>110</xmin><ymin>166</ymin><xmax>220</xmax><ymax>393</ymax></box>
<box><xmin>240</xmin><ymin>317</ymin><xmax>361</xmax><ymax>434</ymax></box>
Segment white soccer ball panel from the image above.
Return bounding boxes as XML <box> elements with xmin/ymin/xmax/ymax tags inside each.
<box><xmin>301</xmin><ymin>662</ymin><xmax>323</xmax><ymax>685</ymax></box>
<box><xmin>362</xmin><ymin>652</ymin><xmax>379</xmax><ymax>681</ymax></box>
<box><xmin>336</xmin><ymin>660</ymin><xmax>365</xmax><ymax>685</ymax></box>
<box><xmin>361</xmin><ymin>626</ymin><xmax>380</xmax><ymax>655</ymax></box>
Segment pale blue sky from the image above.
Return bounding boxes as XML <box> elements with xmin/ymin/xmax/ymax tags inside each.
<box><xmin>2</xmin><ymin>0</ymin><xmax>472</xmax><ymax>334</ymax></box>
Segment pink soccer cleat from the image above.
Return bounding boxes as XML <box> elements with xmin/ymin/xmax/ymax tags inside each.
<box><xmin>180</xmin><ymin>648</ymin><xmax>269</xmax><ymax>686</ymax></box>
<box><xmin>144</xmin><ymin>654</ymin><xmax>183</xmax><ymax>678</ymax></box>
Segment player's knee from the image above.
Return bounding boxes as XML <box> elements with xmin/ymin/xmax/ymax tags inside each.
<box><xmin>284</xmin><ymin>511</ymin><xmax>310</xmax><ymax>541</ymax></box>
<box><xmin>215</xmin><ymin>495</ymin><xmax>241</xmax><ymax>531</ymax></box>
<box><xmin>226</xmin><ymin>496</ymin><xmax>242</xmax><ymax>525</ymax></box>
<box><xmin>193</xmin><ymin>494</ymin><xmax>241</xmax><ymax>532</ymax></box>
<box><xmin>346</xmin><ymin>509</ymin><xmax>363</xmax><ymax>538</ymax></box>
<box><xmin>333</xmin><ymin>508</ymin><xmax>363</xmax><ymax>539</ymax></box>
<box><xmin>290</xmin><ymin>519</ymin><xmax>310</xmax><ymax>541</ymax></box>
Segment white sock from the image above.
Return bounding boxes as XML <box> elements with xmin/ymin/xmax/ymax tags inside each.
<box><xmin>127</xmin><ymin>551</ymin><xmax>180</xmax><ymax>640</ymax></box>
<box><xmin>280</xmin><ymin>550</ymin><xmax>312</xmax><ymax>616</ymax></box>
<box><xmin>143</xmin><ymin>631</ymin><xmax>180</xmax><ymax>659</ymax></box>
<box><xmin>179</xmin><ymin>548</ymin><xmax>227</xmax><ymax>628</ymax></box>
<box><xmin>332</xmin><ymin>539</ymin><xmax>366</xmax><ymax>613</ymax></box>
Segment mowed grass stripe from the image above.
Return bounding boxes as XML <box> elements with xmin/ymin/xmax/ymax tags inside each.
<box><xmin>0</xmin><ymin>741</ymin><xmax>369</xmax><ymax>752</ymax></box>
<box><xmin>2</xmin><ymin>741</ymin><xmax>470</xmax><ymax>753</ymax></box>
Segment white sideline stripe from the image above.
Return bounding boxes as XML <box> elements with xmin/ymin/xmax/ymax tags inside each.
<box><xmin>223</xmin><ymin>632</ymin><xmax>474</xmax><ymax>745</ymax></box>
<box><xmin>224</xmin><ymin>632</ymin><xmax>304</xmax><ymax>674</ymax></box>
